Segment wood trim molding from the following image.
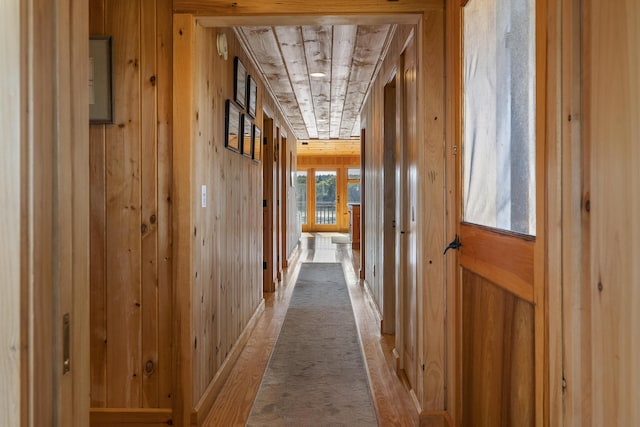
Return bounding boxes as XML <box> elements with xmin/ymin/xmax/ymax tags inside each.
<box><xmin>191</xmin><ymin>299</ymin><xmax>265</xmax><ymax>426</ymax></box>
<box><xmin>172</xmin><ymin>13</ymin><xmax>196</xmax><ymax>427</ymax></box>
<box><xmin>90</xmin><ymin>408</ymin><xmax>172</xmax><ymax>426</ymax></box>
<box><xmin>459</xmin><ymin>224</ymin><xmax>535</xmax><ymax>303</ymax></box>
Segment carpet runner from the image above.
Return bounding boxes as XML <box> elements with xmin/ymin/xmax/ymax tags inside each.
<box><xmin>246</xmin><ymin>262</ymin><xmax>378</xmax><ymax>426</ymax></box>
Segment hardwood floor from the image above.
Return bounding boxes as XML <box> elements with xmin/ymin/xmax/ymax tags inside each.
<box><xmin>203</xmin><ymin>233</ymin><xmax>419</xmax><ymax>426</ymax></box>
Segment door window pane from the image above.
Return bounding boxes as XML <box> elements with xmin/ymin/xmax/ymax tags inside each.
<box><xmin>296</xmin><ymin>171</ymin><xmax>307</xmax><ymax>225</ymax></box>
<box><xmin>348</xmin><ymin>182</ymin><xmax>361</xmax><ymax>204</ymax></box>
<box><xmin>315</xmin><ymin>171</ymin><xmax>337</xmax><ymax>225</ymax></box>
<box><xmin>463</xmin><ymin>0</ymin><xmax>536</xmax><ymax>235</ymax></box>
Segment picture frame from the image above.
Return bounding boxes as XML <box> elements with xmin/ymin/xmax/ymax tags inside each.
<box><xmin>242</xmin><ymin>115</ymin><xmax>253</xmax><ymax>158</ymax></box>
<box><xmin>252</xmin><ymin>125</ymin><xmax>262</xmax><ymax>163</ymax></box>
<box><xmin>89</xmin><ymin>37</ymin><xmax>114</xmax><ymax>124</ymax></box>
<box><xmin>247</xmin><ymin>75</ymin><xmax>257</xmax><ymax>118</ymax></box>
<box><xmin>225</xmin><ymin>100</ymin><xmax>241</xmax><ymax>152</ymax></box>
<box><xmin>234</xmin><ymin>57</ymin><xmax>247</xmax><ymax>108</ymax></box>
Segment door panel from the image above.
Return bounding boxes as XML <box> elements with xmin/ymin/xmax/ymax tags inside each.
<box><xmin>401</xmin><ymin>36</ymin><xmax>418</xmax><ymax>390</ymax></box>
<box><xmin>457</xmin><ymin>0</ymin><xmax>541</xmax><ymax>424</ymax></box>
<box><xmin>462</xmin><ymin>269</ymin><xmax>534</xmax><ymax>426</ymax></box>
<box><xmin>313</xmin><ymin>170</ymin><xmax>339</xmax><ymax>230</ymax></box>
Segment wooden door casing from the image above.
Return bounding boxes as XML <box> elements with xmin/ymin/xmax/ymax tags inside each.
<box><xmin>454</xmin><ymin>0</ymin><xmax>547</xmax><ymax>424</ymax></box>
<box><xmin>400</xmin><ymin>35</ymin><xmax>418</xmax><ymax>391</ymax></box>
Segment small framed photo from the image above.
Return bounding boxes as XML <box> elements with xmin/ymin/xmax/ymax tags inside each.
<box><xmin>252</xmin><ymin>125</ymin><xmax>262</xmax><ymax>163</ymax></box>
<box><xmin>247</xmin><ymin>75</ymin><xmax>257</xmax><ymax>118</ymax></box>
<box><xmin>234</xmin><ymin>57</ymin><xmax>247</xmax><ymax>108</ymax></box>
<box><xmin>242</xmin><ymin>115</ymin><xmax>252</xmax><ymax>158</ymax></box>
<box><xmin>89</xmin><ymin>37</ymin><xmax>114</xmax><ymax>124</ymax></box>
<box><xmin>225</xmin><ymin>100</ymin><xmax>241</xmax><ymax>152</ymax></box>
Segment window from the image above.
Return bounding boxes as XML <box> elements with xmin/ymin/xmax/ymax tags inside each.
<box><xmin>296</xmin><ymin>171</ymin><xmax>307</xmax><ymax>225</ymax></box>
<box><xmin>315</xmin><ymin>171</ymin><xmax>337</xmax><ymax>225</ymax></box>
<box><xmin>463</xmin><ymin>0</ymin><xmax>536</xmax><ymax>235</ymax></box>
<box><xmin>347</xmin><ymin>168</ymin><xmax>361</xmax><ymax>204</ymax></box>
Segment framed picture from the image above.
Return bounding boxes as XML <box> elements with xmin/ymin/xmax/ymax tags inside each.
<box><xmin>234</xmin><ymin>57</ymin><xmax>247</xmax><ymax>108</ymax></box>
<box><xmin>89</xmin><ymin>37</ymin><xmax>114</xmax><ymax>124</ymax></box>
<box><xmin>225</xmin><ymin>100</ymin><xmax>241</xmax><ymax>152</ymax></box>
<box><xmin>242</xmin><ymin>115</ymin><xmax>253</xmax><ymax>158</ymax></box>
<box><xmin>252</xmin><ymin>125</ymin><xmax>262</xmax><ymax>163</ymax></box>
<box><xmin>247</xmin><ymin>75</ymin><xmax>257</xmax><ymax>118</ymax></box>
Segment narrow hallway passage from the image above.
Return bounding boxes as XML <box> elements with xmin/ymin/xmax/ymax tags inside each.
<box><xmin>204</xmin><ymin>233</ymin><xmax>418</xmax><ymax>426</ymax></box>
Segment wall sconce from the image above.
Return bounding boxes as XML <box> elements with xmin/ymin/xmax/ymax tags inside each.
<box><xmin>217</xmin><ymin>33</ymin><xmax>228</xmax><ymax>60</ymax></box>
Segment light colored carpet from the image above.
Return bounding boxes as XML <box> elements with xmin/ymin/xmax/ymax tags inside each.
<box><xmin>246</xmin><ymin>262</ymin><xmax>378</xmax><ymax>426</ymax></box>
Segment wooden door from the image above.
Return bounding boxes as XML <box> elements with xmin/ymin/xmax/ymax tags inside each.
<box><xmin>262</xmin><ymin>116</ymin><xmax>276</xmax><ymax>292</ymax></box>
<box><xmin>456</xmin><ymin>0</ymin><xmax>542</xmax><ymax>424</ymax></box>
<box><xmin>400</xmin><ymin>36</ymin><xmax>418</xmax><ymax>390</ymax></box>
<box><xmin>383</xmin><ymin>77</ymin><xmax>397</xmax><ymax>335</ymax></box>
<box><xmin>275</xmin><ymin>128</ymin><xmax>282</xmax><ymax>281</ymax></box>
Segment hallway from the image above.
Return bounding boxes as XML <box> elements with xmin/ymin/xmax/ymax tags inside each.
<box><xmin>204</xmin><ymin>233</ymin><xmax>418</xmax><ymax>426</ymax></box>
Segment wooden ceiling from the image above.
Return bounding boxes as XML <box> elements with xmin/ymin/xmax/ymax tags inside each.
<box><xmin>237</xmin><ymin>24</ymin><xmax>394</xmax><ymax>140</ymax></box>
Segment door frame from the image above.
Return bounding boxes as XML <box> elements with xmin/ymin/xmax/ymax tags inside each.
<box><xmin>450</xmin><ymin>0</ymin><xmax>550</xmax><ymax>423</ymax></box>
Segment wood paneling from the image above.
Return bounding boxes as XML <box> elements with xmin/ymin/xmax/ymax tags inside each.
<box><xmin>0</xmin><ymin>1</ymin><xmax>23</xmax><ymax>425</ymax></box>
<box><xmin>361</xmin><ymin>14</ymin><xmax>447</xmax><ymax>412</ymax></box>
<box><xmin>585</xmin><ymin>0</ymin><xmax>640</xmax><ymax>424</ymax></box>
<box><xmin>284</xmin><ymin>138</ymin><xmax>300</xmax><ymax>263</ymax></box>
<box><xmin>90</xmin><ymin>0</ymin><xmax>173</xmax><ymax>414</ymax></box>
<box><xmin>176</xmin><ymin>0</ymin><xmax>443</xmax><ymax>16</ymax></box>
<box><xmin>1</xmin><ymin>0</ymin><xmax>89</xmax><ymax>424</ymax></box>
<box><xmin>462</xmin><ymin>269</ymin><xmax>534</xmax><ymax>427</ymax></box>
<box><xmin>172</xmin><ymin>14</ymin><xmax>194</xmax><ymax>427</ymax></box>
<box><xmin>459</xmin><ymin>224</ymin><xmax>535</xmax><ymax>303</ymax></box>
<box><xmin>189</xmin><ymin>24</ymin><xmax>299</xmax><ymax>422</ymax></box>
<box><xmin>297</xmin><ymin>140</ymin><xmax>360</xmax><ymax>157</ymax></box>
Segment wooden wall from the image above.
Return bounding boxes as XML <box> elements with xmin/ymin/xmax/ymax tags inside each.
<box><xmin>1</xmin><ymin>0</ymin><xmax>89</xmax><ymax>425</ymax></box>
<box><xmin>1</xmin><ymin>2</ymin><xmax>24</xmax><ymax>425</ymax></box>
<box><xmin>181</xmin><ymin>22</ymin><xmax>299</xmax><ymax>425</ymax></box>
<box><xmin>565</xmin><ymin>0</ymin><xmax>640</xmax><ymax>424</ymax></box>
<box><xmin>360</xmin><ymin>25</ymin><xmax>414</xmax><ymax>323</ymax></box>
<box><xmin>361</xmin><ymin>12</ymin><xmax>447</xmax><ymax>418</ymax></box>
<box><xmin>89</xmin><ymin>0</ymin><xmax>173</xmax><ymax>415</ymax></box>
<box><xmin>191</xmin><ymin>24</ymin><xmax>264</xmax><ymax>403</ymax></box>
<box><xmin>284</xmin><ymin>137</ymin><xmax>300</xmax><ymax>262</ymax></box>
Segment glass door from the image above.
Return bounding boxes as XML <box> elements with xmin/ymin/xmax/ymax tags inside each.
<box><xmin>314</xmin><ymin>170</ymin><xmax>338</xmax><ymax>227</ymax></box>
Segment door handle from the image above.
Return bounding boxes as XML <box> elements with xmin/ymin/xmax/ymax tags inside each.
<box><xmin>443</xmin><ymin>235</ymin><xmax>461</xmax><ymax>255</ymax></box>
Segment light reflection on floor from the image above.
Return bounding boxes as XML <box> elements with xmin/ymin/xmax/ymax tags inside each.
<box><xmin>300</xmin><ymin>232</ymin><xmax>351</xmax><ymax>263</ymax></box>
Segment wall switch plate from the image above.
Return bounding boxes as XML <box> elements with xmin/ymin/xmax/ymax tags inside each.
<box><xmin>201</xmin><ymin>185</ymin><xmax>207</xmax><ymax>207</ymax></box>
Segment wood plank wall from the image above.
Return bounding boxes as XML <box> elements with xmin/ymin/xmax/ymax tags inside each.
<box><xmin>1</xmin><ymin>0</ymin><xmax>89</xmax><ymax>424</ymax></box>
<box><xmin>191</xmin><ymin>24</ymin><xmax>298</xmax><ymax>410</ymax></box>
<box><xmin>361</xmin><ymin>12</ymin><xmax>447</xmax><ymax>419</ymax></box>
<box><xmin>284</xmin><ymin>138</ymin><xmax>300</xmax><ymax>262</ymax></box>
<box><xmin>1</xmin><ymin>1</ymin><xmax>24</xmax><ymax>425</ymax></box>
<box><xmin>89</xmin><ymin>0</ymin><xmax>173</xmax><ymax>412</ymax></box>
<box><xmin>360</xmin><ymin>22</ymin><xmax>414</xmax><ymax>357</ymax></box>
<box><xmin>578</xmin><ymin>0</ymin><xmax>640</xmax><ymax>424</ymax></box>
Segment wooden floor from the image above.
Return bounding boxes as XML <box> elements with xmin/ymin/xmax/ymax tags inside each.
<box><xmin>203</xmin><ymin>233</ymin><xmax>419</xmax><ymax>426</ymax></box>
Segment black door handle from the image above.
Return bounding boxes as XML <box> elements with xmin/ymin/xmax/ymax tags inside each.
<box><xmin>443</xmin><ymin>235</ymin><xmax>461</xmax><ymax>255</ymax></box>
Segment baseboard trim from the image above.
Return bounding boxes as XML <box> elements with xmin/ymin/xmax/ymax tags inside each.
<box><xmin>191</xmin><ymin>298</ymin><xmax>266</xmax><ymax>426</ymax></box>
<box><xmin>90</xmin><ymin>408</ymin><xmax>172</xmax><ymax>426</ymax></box>
<box><xmin>419</xmin><ymin>410</ymin><xmax>452</xmax><ymax>427</ymax></box>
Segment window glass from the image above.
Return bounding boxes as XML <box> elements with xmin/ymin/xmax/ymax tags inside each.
<box><xmin>296</xmin><ymin>171</ymin><xmax>307</xmax><ymax>225</ymax></box>
<box><xmin>315</xmin><ymin>171</ymin><xmax>337</xmax><ymax>225</ymax></box>
<box><xmin>347</xmin><ymin>168</ymin><xmax>361</xmax><ymax>180</ymax></box>
<box><xmin>463</xmin><ymin>0</ymin><xmax>536</xmax><ymax>235</ymax></box>
<box><xmin>348</xmin><ymin>182</ymin><xmax>361</xmax><ymax>204</ymax></box>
